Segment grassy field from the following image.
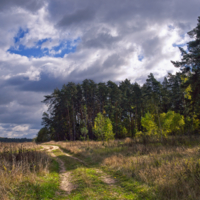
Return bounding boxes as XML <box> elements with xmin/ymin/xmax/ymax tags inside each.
<box><xmin>1</xmin><ymin>137</ymin><xmax>200</xmax><ymax>199</ymax></box>
<box><xmin>44</xmin><ymin>136</ymin><xmax>200</xmax><ymax>200</ymax></box>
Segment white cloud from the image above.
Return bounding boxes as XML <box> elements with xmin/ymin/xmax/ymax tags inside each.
<box><xmin>12</xmin><ymin>125</ymin><xmax>29</xmax><ymax>132</ymax></box>
<box><xmin>0</xmin><ymin>0</ymin><xmax>199</xmax><ymax>138</ymax></box>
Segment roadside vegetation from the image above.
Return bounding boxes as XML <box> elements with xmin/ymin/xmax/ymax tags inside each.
<box><xmin>0</xmin><ymin>142</ymin><xmax>61</xmax><ymax>200</ymax></box>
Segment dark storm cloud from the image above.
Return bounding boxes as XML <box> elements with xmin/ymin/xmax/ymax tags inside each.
<box><xmin>81</xmin><ymin>32</ymin><xmax>120</xmax><ymax>49</ymax></box>
<box><xmin>0</xmin><ymin>87</ymin><xmax>16</xmax><ymax>105</ymax></box>
<box><xmin>68</xmin><ymin>58</ymin><xmax>124</xmax><ymax>83</ymax></box>
<box><xmin>0</xmin><ymin>108</ymin><xmax>40</xmax><ymax>125</ymax></box>
<box><xmin>142</xmin><ymin>37</ymin><xmax>162</xmax><ymax>59</ymax></box>
<box><xmin>57</xmin><ymin>8</ymin><xmax>95</xmax><ymax>27</ymax></box>
<box><xmin>3</xmin><ymin>72</ymin><xmax>65</xmax><ymax>92</ymax></box>
<box><xmin>50</xmin><ymin>0</ymin><xmax>199</xmax><ymax>30</ymax></box>
<box><xmin>5</xmin><ymin>75</ymin><xmax>29</xmax><ymax>86</ymax></box>
<box><xmin>0</xmin><ymin>0</ymin><xmax>44</xmax><ymax>12</ymax></box>
<box><xmin>5</xmin><ymin>66</ymin><xmax>122</xmax><ymax>93</ymax></box>
<box><xmin>103</xmin><ymin>54</ymin><xmax>127</xmax><ymax>69</ymax></box>
<box><xmin>20</xmin><ymin>72</ymin><xmax>64</xmax><ymax>92</ymax></box>
<box><xmin>0</xmin><ymin>86</ymin><xmax>44</xmax><ymax>125</ymax></box>
<box><xmin>68</xmin><ymin>67</ymin><xmax>121</xmax><ymax>84</ymax></box>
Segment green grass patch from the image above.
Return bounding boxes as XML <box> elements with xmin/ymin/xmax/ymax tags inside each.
<box><xmin>102</xmin><ymin>167</ymin><xmax>157</xmax><ymax>200</ymax></box>
<box><xmin>64</xmin><ymin>166</ymin><xmax>156</xmax><ymax>200</ymax></box>
<box><xmin>51</xmin><ymin>146</ymin><xmax>157</xmax><ymax>199</ymax></box>
<box><xmin>10</xmin><ymin>159</ymin><xmax>63</xmax><ymax>200</ymax></box>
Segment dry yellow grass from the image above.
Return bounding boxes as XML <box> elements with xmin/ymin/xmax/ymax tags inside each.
<box><xmin>0</xmin><ymin>142</ymin><xmax>50</xmax><ymax>200</ymax></box>
<box><xmin>45</xmin><ymin>136</ymin><xmax>200</xmax><ymax>200</ymax></box>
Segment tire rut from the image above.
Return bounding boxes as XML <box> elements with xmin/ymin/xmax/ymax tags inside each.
<box><xmin>95</xmin><ymin>169</ymin><xmax>116</xmax><ymax>185</ymax></box>
<box><xmin>41</xmin><ymin>145</ymin><xmax>76</xmax><ymax>194</ymax></box>
<box><xmin>41</xmin><ymin>145</ymin><xmax>117</xmax><ymax>195</ymax></box>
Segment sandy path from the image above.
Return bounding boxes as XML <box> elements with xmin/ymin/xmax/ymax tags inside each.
<box><xmin>95</xmin><ymin>169</ymin><xmax>116</xmax><ymax>185</ymax></box>
<box><xmin>42</xmin><ymin>145</ymin><xmax>87</xmax><ymax>166</ymax></box>
<box><xmin>41</xmin><ymin>144</ymin><xmax>116</xmax><ymax>195</ymax></box>
<box><xmin>59</xmin><ymin>148</ymin><xmax>88</xmax><ymax>166</ymax></box>
<box><xmin>41</xmin><ymin>145</ymin><xmax>75</xmax><ymax>194</ymax></box>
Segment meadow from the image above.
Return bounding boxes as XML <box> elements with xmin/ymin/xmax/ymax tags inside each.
<box><xmin>1</xmin><ymin>136</ymin><xmax>200</xmax><ymax>199</ymax></box>
<box><xmin>43</xmin><ymin>136</ymin><xmax>200</xmax><ymax>200</ymax></box>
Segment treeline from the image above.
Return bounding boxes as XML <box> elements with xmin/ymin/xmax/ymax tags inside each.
<box><xmin>39</xmin><ymin>72</ymin><xmax>198</xmax><ymax>141</ymax></box>
<box><xmin>0</xmin><ymin>137</ymin><xmax>33</xmax><ymax>143</ymax></box>
<box><xmin>37</xmin><ymin>16</ymin><xmax>200</xmax><ymax>142</ymax></box>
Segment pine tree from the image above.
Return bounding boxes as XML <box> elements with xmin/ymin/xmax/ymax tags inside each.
<box><xmin>171</xmin><ymin>16</ymin><xmax>200</xmax><ymax>118</ymax></box>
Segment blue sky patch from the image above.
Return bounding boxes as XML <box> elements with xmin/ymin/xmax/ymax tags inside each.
<box><xmin>8</xmin><ymin>45</ymin><xmax>48</xmax><ymax>58</ymax></box>
<box><xmin>8</xmin><ymin>37</ymin><xmax>80</xmax><ymax>58</ymax></box>
<box><xmin>14</xmin><ymin>28</ymin><xmax>29</xmax><ymax>43</ymax></box>
<box><xmin>172</xmin><ymin>43</ymin><xmax>187</xmax><ymax>48</ymax></box>
<box><xmin>37</xmin><ymin>38</ymin><xmax>49</xmax><ymax>46</ymax></box>
<box><xmin>168</xmin><ymin>25</ymin><xmax>175</xmax><ymax>31</ymax></box>
<box><xmin>138</xmin><ymin>54</ymin><xmax>144</xmax><ymax>61</ymax></box>
<box><xmin>8</xmin><ymin>28</ymin><xmax>80</xmax><ymax>58</ymax></box>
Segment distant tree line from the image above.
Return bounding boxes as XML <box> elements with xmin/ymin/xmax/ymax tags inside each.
<box><xmin>36</xmin><ymin>16</ymin><xmax>200</xmax><ymax>142</ymax></box>
<box><xmin>0</xmin><ymin>137</ymin><xmax>33</xmax><ymax>143</ymax></box>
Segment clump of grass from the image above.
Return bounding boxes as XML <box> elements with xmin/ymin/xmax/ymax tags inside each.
<box><xmin>0</xmin><ymin>142</ymin><xmax>50</xmax><ymax>199</ymax></box>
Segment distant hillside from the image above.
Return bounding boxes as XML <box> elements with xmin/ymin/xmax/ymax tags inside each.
<box><xmin>0</xmin><ymin>137</ymin><xmax>33</xmax><ymax>143</ymax></box>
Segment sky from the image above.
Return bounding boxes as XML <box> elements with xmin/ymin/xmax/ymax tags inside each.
<box><xmin>0</xmin><ymin>0</ymin><xmax>200</xmax><ymax>139</ymax></box>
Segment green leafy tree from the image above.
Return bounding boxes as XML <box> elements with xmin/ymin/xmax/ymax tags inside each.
<box><xmin>93</xmin><ymin>112</ymin><xmax>114</xmax><ymax>141</ymax></box>
<box><xmin>121</xmin><ymin>127</ymin><xmax>128</xmax><ymax>138</ymax></box>
<box><xmin>160</xmin><ymin>111</ymin><xmax>185</xmax><ymax>135</ymax></box>
<box><xmin>80</xmin><ymin>127</ymin><xmax>88</xmax><ymax>140</ymax></box>
<box><xmin>171</xmin><ymin>113</ymin><xmax>185</xmax><ymax>134</ymax></box>
<box><xmin>141</xmin><ymin>112</ymin><xmax>158</xmax><ymax>137</ymax></box>
<box><xmin>93</xmin><ymin>112</ymin><xmax>105</xmax><ymax>140</ymax></box>
<box><xmin>104</xmin><ymin>117</ymin><xmax>115</xmax><ymax>141</ymax></box>
<box><xmin>139</xmin><ymin>111</ymin><xmax>185</xmax><ymax>141</ymax></box>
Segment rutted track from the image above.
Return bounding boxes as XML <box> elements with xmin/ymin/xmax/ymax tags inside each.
<box><xmin>41</xmin><ymin>145</ymin><xmax>76</xmax><ymax>194</ymax></box>
<box><xmin>41</xmin><ymin>145</ymin><xmax>116</xmax><ymax>196</ymax></box>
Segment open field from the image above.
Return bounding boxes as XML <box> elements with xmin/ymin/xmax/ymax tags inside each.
<box><xmin>43</xmin><ymin>136</ymin><xmax>200</xmax><ymax>200</ymax></box>
<box><xmin>1</xmin><ymin>137</ymin><xmax>200</xmax><ymax>199</ymax></box>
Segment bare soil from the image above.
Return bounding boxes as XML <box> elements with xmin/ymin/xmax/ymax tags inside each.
<box><xmin>41</xmin><ymin>145</ymin><xmax>75</xmax><ymax>194</ymax></box>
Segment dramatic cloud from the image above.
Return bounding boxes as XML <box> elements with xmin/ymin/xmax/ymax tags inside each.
<box><xmin>0</xmin><ymin>0</ymin><xmax>44</xmax><ymax>12</ymax></box>
<box><xmin>0</xmin><ymin>0</ymin><xmax>199</xmax><ymax>138</ymax></box>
